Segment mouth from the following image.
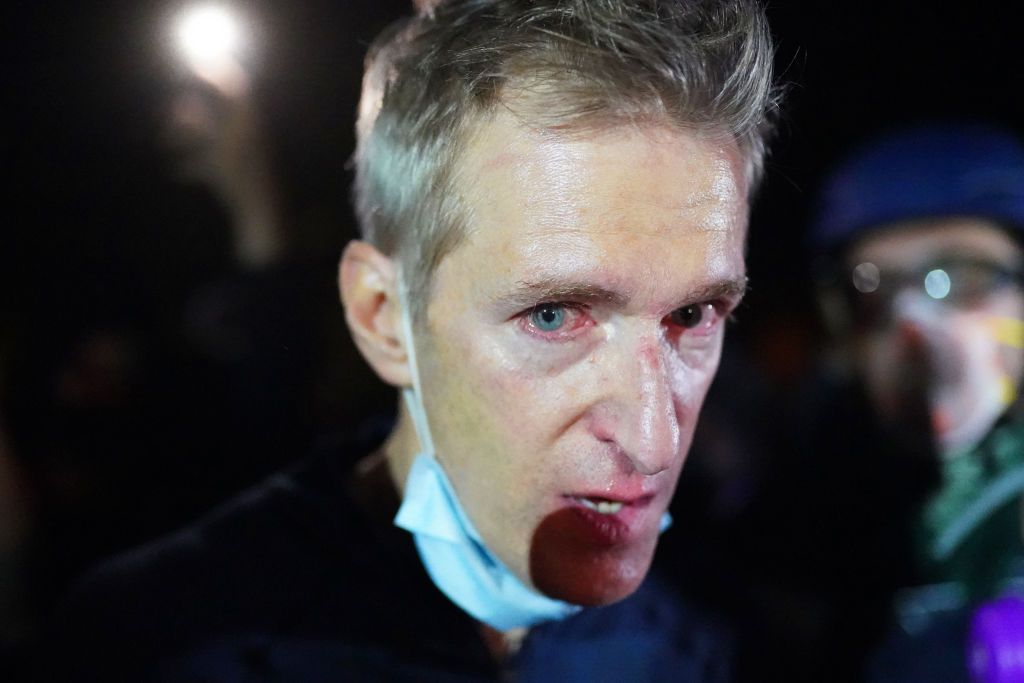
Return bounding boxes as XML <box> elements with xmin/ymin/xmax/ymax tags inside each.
<box><xmin>568</xmin><ymin>489</ymin><xmax>655</xmax><ymax>512</ymax></box>
<box><xmin>559</xmin><ymin>493</ymin><xmax>658</xmax><ymax>546</ymax></box>
<box><xmin>569</xmin><ymin>493</ymin><xmax>655</xmax><ymax>516</ymax></box>
<box><xmin>572</xmin><ymin>496</ymin><xmax>626</xmax><ymax>515</ymax></box>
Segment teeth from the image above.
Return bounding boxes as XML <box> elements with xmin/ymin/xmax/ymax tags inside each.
<box><xmin>597</xmin><ymin>500</ymin><xmax>623</xmax><ymax>514</ymax></box>
<box><xmin>578</xmin><ymin>498</ymin><xmax>624</xmax><ymax>514</ymax></box>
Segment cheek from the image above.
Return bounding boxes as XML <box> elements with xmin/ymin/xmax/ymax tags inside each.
<box><xmin>665</xmin><ymin>333</ymin><xmax>721</xmax><ymax>413</ymax></box>
<box><xmin>988</xmin><ymin>290</ymin><xmax>1024</xmax><ymax>317</ymax></box>
<box><xmin>430</xmin><ymin>335</ymin><xmax>582</xmax><ymax>491</ymax></box>
<box><xmin>469</xmin><ymin>333</ymin><xmax>593</xmax><ymax>428</ymax></box>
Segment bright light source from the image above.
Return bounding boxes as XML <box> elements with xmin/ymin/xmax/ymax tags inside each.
<box><xmin>177</xmin><ymin>5</ymin><xmax>241</xmax><ymax>71</ymax></box>
<box><xmin>925</xmin><ymin>269</ymin><xmax>952</xmax><ymax>300</ymax></box>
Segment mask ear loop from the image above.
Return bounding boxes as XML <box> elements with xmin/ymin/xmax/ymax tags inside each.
<box><xmin>397</xmin><ymin>268</ymin><xmax>436</xmax><ymax>458</ymax></box>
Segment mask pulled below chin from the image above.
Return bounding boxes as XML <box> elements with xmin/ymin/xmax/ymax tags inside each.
<box><xmin>394</xmin><ymin>440</ymin><xmax>584</xmax><ymax>631</ymax></box>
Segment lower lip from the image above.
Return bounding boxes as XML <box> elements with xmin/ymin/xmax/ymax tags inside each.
<box><xmin>561</xmin><ymin>497</ymin><xmax>654</xmax><ymax>546</ymax></box>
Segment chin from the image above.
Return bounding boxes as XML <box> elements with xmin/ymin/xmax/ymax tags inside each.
<box><xmin>541</xmin><ymin>556</ymin><xmax>651</xmax><ymax>607</ymax></box>
<box><xmin>528</xmin><ymin>508</ymin><xmax>658</xmax><ymax>606</ymax></box>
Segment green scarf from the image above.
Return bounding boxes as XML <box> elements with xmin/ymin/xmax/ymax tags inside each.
<box><xmin>918</xmin><ymin>419</ymin><xmax>1024</xmax><ymax>600</ymax></box>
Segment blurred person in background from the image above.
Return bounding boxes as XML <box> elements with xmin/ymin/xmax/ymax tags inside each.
<box><xmin>43</xmin><ymin>0</ymin><xmax>781</xmax><ymax>681</ymax></box>
<box><xmin>697</xmin><ymin>123</ymin><xmax>1024</xmax><ymax>683</ymax></box>
<box><xmin>805</xmin><ymin>123</ymin><xmax>1024</xmax><ymax>682</ymax></box>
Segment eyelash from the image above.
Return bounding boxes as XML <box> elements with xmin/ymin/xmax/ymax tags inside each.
<box><xmin>666</xmin><ymin>302</ymin><xmax>726</xmax><ymax>336</ymax></box>
<box><xmin>519</xmin><ymin>303</ymin><xmax>594</xmax><ymax>340</ymax></box>
<box><xmin>518</xmin><ymin>301</ymin><xmax>732</xmax><ymax>341</ymax></box>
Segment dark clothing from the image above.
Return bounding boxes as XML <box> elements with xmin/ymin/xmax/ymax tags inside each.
<box><xmin>865</xmin><ymin>418</ymin><xmax>1024</xmax><ymax>683</ymax></box>
<box><xmin>47</xmin><ymin>439</ymin><xmax>730</xmax><ymax>682</ymax></box>
<box><xmin>705</xmin><ymin>366</ymin><xmax>1023</xmax><ymax>683</ymax></box>
<box><xmin>686</xmin><ymin>373</ymin><xmax>935</xmax><ymax>683</ymax></box>
<box><xmin>867</xmin><ymin>600</ymin><xmax>972</xmax><ymax>683</ymax></box>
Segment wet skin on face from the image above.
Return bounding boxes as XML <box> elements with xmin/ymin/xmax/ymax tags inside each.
<box><xmin>411</xmin><ymin>112</ymin><xmax>749</xmax><ymax>606</ymax></box>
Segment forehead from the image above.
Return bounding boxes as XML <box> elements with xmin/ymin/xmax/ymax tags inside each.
<box><xmin>439</xmin><ymin>113</ymin><xmax>749</xmax><ymax>309</ymax></box>
<box><xmin>847</xmin><ymin>217</ymin><xmax>1022</xmax><ymax>269</ymax></box>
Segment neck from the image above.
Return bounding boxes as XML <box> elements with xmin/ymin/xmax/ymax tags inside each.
<box><xmin>383</xmin><ymin>395</ymin><xmax>534</xmax><ymax>658</ymax></box>
<box><xmin>479</xmin><ymin>624</ymin><xmax>529</xmax><ymax>661</ymax></box>
<box><xmin>382</xmin><ymin>396</ymin><xmax>423</xmax><ymax>500</ymax></box>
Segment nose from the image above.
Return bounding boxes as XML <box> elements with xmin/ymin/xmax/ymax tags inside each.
<box><xmin>891</xmin><ymin>293</ymin><xmax>961</xmax><ymax>384</ymax></box>
<box><xmin>594</xmin><ymin>333</ymin><xmax>681</xmax><ymax>476</ymax></box>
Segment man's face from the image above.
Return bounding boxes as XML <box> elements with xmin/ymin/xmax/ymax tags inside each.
<box><xmin>844</xmin><ymin>218</ymin><xmax>1024</xmax><ymax>454</ymax></box>
<box><xmin>413</xmin><ymin>112</ymin><xmax>749</xmax><ymax>606</ymax></box>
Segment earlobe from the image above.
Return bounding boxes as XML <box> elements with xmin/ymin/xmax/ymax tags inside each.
<box><xmin>339</xmin><ymin>241</ymin><xmax>412</xmax><ymax>387</ymax></box>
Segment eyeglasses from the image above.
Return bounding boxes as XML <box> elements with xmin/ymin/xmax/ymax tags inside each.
<box><xmin>840</xmin><ymin>257</ymin><xmax>1024</xmax><ymax>329</ymax></box>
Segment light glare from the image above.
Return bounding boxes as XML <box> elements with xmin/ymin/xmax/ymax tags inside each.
<box><xmin>925</xmin><ymin>269</ymin><xmax>952</xmax><ymax>300</ymax></box>
<box><xmin>852</xmin><ymin>262</ymin><xmax>880</xmax><ymax>293</ymax></box>
<box><xmin>177</xmin><ymin>6</ymin><xmax>240</xmax><ymax>69</ymax></box>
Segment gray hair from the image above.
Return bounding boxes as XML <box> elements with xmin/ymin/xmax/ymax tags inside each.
<box><xmin>353</xmin><ymin>0</ymin><xmax>781</xmax><ymax>321</ymax></box>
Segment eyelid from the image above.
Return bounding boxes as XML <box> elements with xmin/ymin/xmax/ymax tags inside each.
<box><xmin>515</xmin><ymin>300</ymin><xmax>588</xmax><ymax>319</ymax></box>
<box><xmin>690</xmin><ymin>297</ymin><xmax>734</xmax><ymax>316</ymax></box>
<box><xmin>517</xmin><ymin>301</ymin><xmax>595</xmax><ymax>340</ymax></box>
<box><xmin>666</xmin><ymin>299</ymin><xmax>731</xmax><ymax>335</ymax></box>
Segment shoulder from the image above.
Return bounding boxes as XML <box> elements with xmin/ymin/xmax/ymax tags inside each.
<box><xmin>48</xmin><ymin>449</ymin><xmax>371</xmax><ymax>681</ymax></box>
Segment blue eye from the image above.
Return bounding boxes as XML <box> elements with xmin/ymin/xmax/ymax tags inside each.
<box><xmin>530</xmin><ymin>304</ymin><xmax>566</xmax><ymax>332</ymax></box>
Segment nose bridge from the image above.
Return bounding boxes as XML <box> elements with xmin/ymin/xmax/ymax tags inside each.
<box><xmin>606</xmin><ymin>324</ymin><xmax>680</xmax><ymax>475</ymax></box>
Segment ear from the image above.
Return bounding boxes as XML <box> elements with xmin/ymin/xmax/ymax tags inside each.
<box><xmin>339</xmin><ymin>240</ymin><xmax>412</xmax><ymax>388</ymax></box>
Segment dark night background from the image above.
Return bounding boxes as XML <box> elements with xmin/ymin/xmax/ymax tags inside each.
<box><xmin>8</xmin><ymin>0</ymin><xmax>1024</xmax><ymax>389</ymax></box>
<box><xmin>3</xmin><ymin>1</ymin><xmax>1023</xmax><ymax>680</ymax></box>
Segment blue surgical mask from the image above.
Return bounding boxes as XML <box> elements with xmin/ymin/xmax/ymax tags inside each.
<box><xmin>394</xmin><ymin>442</ymin><xmax>583</xmax><ymax>631</ymax></box>
<box><xmin>391</xmin><ymin>274</ymin><xmax>669</xmax><ymax>631</ymax></box>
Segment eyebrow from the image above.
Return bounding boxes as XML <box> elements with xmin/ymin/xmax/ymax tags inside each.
<box><xmin>496</xmin><ymin>281</ymin><xmax>629</xmax><ymax>310</ymax></box>
<box><xmin>495</xmin><ymin>276</ymin><xmax>749</xmax><ymax>310</ymax></box>
<box><xmin>685</xmin><ymin>277</ymin><xmax>749</xmax><ymax>304</ymax></box>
